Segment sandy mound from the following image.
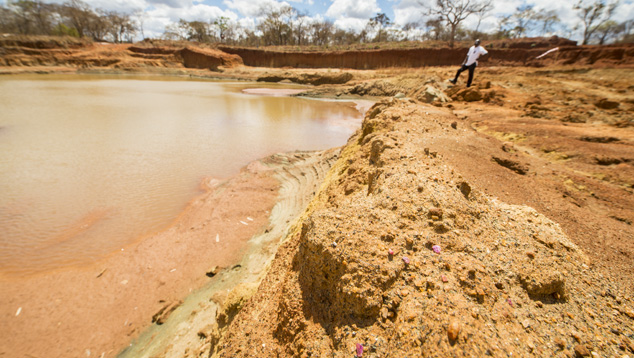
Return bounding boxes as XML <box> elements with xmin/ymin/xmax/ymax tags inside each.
<box><xmin>212</xmin><ymin>98</ymin><xmax>634</xmax><ymax>358</ymax></box>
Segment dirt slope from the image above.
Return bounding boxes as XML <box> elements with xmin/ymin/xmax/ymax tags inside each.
<box><xmin>0</xmin><ymin>37</ymin><xmax>242</xmax><ymax>71</ymax></box>
<box><xmin>212</xmin><ymin>98</ymin><xmax>634</xmax><ymax>358</ymax></box>
<box><xmin>2</xmin><ymin>36</ymin><xmax>632</xmax><ymax>73</ymax></box>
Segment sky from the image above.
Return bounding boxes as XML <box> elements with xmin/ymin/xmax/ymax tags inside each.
<box><xmin>2</xmin><ymin>0</ymin><xmax>634</xmax><ymax>42</ymax></box>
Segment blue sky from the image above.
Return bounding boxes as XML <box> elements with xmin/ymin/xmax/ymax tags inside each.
<box><xmin>2</xmin><ymin>0</ymin><xmax>633</xmax><ymax>42</ymax></box>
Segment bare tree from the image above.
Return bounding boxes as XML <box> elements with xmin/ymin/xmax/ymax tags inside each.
<box><xmin>105</xmin><ymin>11</ymin><xmax>136</xmax><ymax>43</ymax></box>
<box><xmin>134</xmin><ymin>9</ymin><xmax>145</xmax><ymax>40</ymax></box>
<box><xmin>6</xmin><ymin>0</ymin><xmax>58</xmax><ymax>35</ymax></box>
<box><xmin>213</xmin><ymin>16</ymin><xmax>233</xmax><ymax>43</ymax></box>
<box><xmin>420</xmin><ymin>0</ymin><xmax>492</xmax><ymax>47</ymax></box>
<box><xmin>473</xmin><ymin>0</ymin><xmax>493</xmax><ymax>35</ymax></box>
<box><xmin>292</xmin><ymin>12</ymin><xmax>310</xmax><ymax>46</ymax></box>
<box><xmin>181</xmin><ymin>20</ymin><xmax>213</xmax><ymax>42</ymax></box>
<box><xmin>257</xmin><ymin>5</ymin><xmax>294</xmax><ymax>46</ymax></box>
<box><xmin>574</xmin><ymin>0</ymin><xmax>619</xmax><ymax>45</ymax></box>
<box><xmin>594</xmin><ymin>20</ymin><xmax>625</xmax><ymax>44</ymax></box>
<box><xmin>620</xmin><ymin>20</ymin><xmax>634</xmax><ymax>43</ymax></box>
<box><xmin>61</xmin><ymin>0</ymin><xmax>94</xmax><ymax>38</ymax></box>
<box><xmin>511</xmin><ymin>5</ymin><xmax>536</xmax><ymax>38</ymax></box>
<box><xmin>402</xmin><ymin>21</ymin><xmax>421</xmax><ymax>41</ymax></box>
<box><xmin>534</xmin><ymin>10</ymin><xmax>560</xmax><ymax>36</ymax></box>
<box><xmin>423</xmin><ymin>17</ymin><xmax>448</xmax><ymax>41</ymax></box>
<box><xmin>491</xmin><ymin>14</ymin><xmax>512</xmax><ymax>39</ymax></box>
<box><xmin>368</xmin><ymin>13</ymin><xmax>391</xmax><ymax>42</ymax></box>
<box><xmin>309</xmin><ymin>19</ymin><xmax>334</xmax><ymax>46</ymax></box>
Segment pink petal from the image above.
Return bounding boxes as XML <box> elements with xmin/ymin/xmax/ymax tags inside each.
<box><xmin>388</xmin><ymin>249</ymin><xmax>394</xmax><ymax>256</ymax></box>
<box><xmin>402</xmin><ymin>256</ymin><xmax>410</xmax><ymax>264</ymax></box>
<box><xmin>432</xmin><ymin>245</ymin><xmax>441</xmax><ymax>254</ymax></box>
<box><xmin>356</xmin><ymin>343</ymin><xmax>364</xmax><ymax>357</ymax></box>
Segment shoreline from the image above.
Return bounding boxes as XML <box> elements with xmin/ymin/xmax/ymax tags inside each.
<box><xmin>119</xmin><ymin>150</ymin><xmax>340</xmax><ymax>358</ymax></box>
<box><xmin>0</xmin><ymin>150</ymin><xmax>338</xmax><ymax>358</ymax></box>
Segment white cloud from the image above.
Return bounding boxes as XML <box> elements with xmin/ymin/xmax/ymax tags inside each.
<box><xmin>393</xmin><ymin>0</ymin><xmax>424</xmax><ymax>28</ymax></box>
<box><xmin>326</xmin><ymin>0</ymin><xmax>380</xmax><ymax>19</ymax></box>
<box><xmin>325</xmin><ymin>0</ymin><xmax>380</xmax><ymax>31</ymax></box>
<box><xmin>145</xmin><ymin>0</ymin><xmax>193</xmax><ymax>8</ymax></box>
<box><xmin>146</xmin><ymin>3</ymin><xmax>235</xmax><ymax>22</ymax></box>
<box><xmin>137</xmin><ymin>3</ymin><xmax>238</xmax><ymax>38</ymax></box>
<box><xmin>223</xmin><ymin>0</ymin><xmax>291</xmax><ymax>17</ymax></box>
<box><xmin>88</xmin><ymin>0</ymin><xmax>149</xmax><ymax>12</ymax></box>
<box><xmin>613</xmin><ymin>1</ymin><xmax>634</xmax><ymax>23</ymax></box>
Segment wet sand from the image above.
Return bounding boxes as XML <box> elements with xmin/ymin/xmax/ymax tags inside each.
<box><xmin>0</xmin><ymin>151</ymin><xmax>337</xmax><ymax>358</ymax></box>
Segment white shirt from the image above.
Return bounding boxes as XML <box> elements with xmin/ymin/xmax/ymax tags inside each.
<box><xmin>465</xmin><ymin>45</ymin><xmax>488</xmax><ymax>66</ymax></box>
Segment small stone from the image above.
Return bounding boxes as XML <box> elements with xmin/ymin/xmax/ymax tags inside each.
<box><xmin>458</xmin><ymin>181</ymin><xmax>471</xmax><ymax>198</ymax></box>
<box><xmin>476</xmin><ymin>287</ymin><xmax>486</xmax><ymax>302</ymax></box>
<box><xmin>206</xmin><ymin>266</ymin><xmax>219</xmax><ymax>277</ymax></box>
<box><xmin>575</xmin><ymin>344</ymin><xmax>591</xmax><ymax>357</ymax></box>
<box><xmin>451</xmin><ymin>121</ymin><xmax>458</xmax><ymax>129</ymax></box>
<box><xmin>447</xmin><ymin>320</ymin><xmax>461</xmax><ymax>341</ymax></box>
<box><xmin>441</xmin><ymin>275</ymin><xmax>448</xmax><ymax>283</ymax></box>
<box><xmin>428</xmin><ymin>207</ymin><xmax>443</xmax><ymax>219</ymax></box>
<box><xmin>594</xmin><ymin>98</ymin><xmax>619</xmax><ymax>109</ymax></box>
<box><xmin>554</xmin><ymin>337</ymin><xmax>566</xmax><ymax>348</ymax></box>
<box><xmin>380</xmin><ymin>307</ymin><xmax>389</xmax><ymax>320</ymax></box>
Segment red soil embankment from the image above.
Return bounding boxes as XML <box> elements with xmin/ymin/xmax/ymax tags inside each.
<box><xmin>218</xmin><ymin>43</ymin><xmax>634</xmax><ymax>69</ymax></box>
<box><xmin>179</xmin><ymin>47</ymin><xmax>243</xmax><ymax>70</ymax></box>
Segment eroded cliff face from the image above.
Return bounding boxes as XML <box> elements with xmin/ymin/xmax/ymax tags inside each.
<box><xmin>2</xmin><ymin>36</ymin><xmax>632</xmax><ymax>73</ymax></box>
<box><xmin>211</xmin><ymin>99</ymin><xmax>634</xmax><ymax>358</ymax></box>
<box><xmin>0</xmin><ymin>37</ymin><xmax>242</xmax><ymax>71</ymax></box>
<box><xmin>219</xmin><ymin>38</ymin><xmax>634</xmax><ymax>69</ymax></box>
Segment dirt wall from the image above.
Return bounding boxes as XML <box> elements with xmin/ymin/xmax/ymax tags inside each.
<box><xmin>218</xmin><ymin>44</ymin><xmax>634</xmax><ymax>69</ymax></box>
<box><xmin>179</xmin><ymin>47</ymin><xmax>243</xmax><ymax>70</ymax></box>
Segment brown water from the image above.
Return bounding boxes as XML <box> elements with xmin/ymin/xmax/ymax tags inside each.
<box><xmin>0</xmin><ymin>74</ymin><xmax>367</xmax><ymax>277</ymax></box>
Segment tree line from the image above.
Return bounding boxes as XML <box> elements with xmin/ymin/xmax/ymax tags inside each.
<box><xmin>0</xmin><ymin>0</ymin><xmax>138</xmax><ymax>42</ymax></box>
<box><xmin>1</xmin><ymin>0</ymin><xmax>632</xmax><ymax>47</ymax></box>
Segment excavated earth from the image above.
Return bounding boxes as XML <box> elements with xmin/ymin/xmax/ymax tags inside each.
<box><xmin>1</xmin><ymin>36</ymin><xmax>633</xmax><ymax>358</ymax></box>
<box><xmin>213</xmin><ymin>95</ymin><xmax>634</xmax><ymax>358</ymax></box>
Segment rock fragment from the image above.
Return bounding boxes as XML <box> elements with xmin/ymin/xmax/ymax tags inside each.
<box><xmin>574</xmin><ymin>344</ymin><xmax>591</xmax><ymax>357</ymax></box>
<box><xmin>447</xmin><ymin>320</ymin><xmax>461</xmax><ymax>341</ymax></box>
<box><xmin>594</xmin><ymin>98</ymin><xmax>619</xmax><ymax>109</ymax></box>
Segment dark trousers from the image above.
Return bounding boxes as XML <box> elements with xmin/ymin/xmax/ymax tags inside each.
<box><xmin>453</xmin><ymin>63</ymin><xmax>477</xmax><ymax>87</ymax></box>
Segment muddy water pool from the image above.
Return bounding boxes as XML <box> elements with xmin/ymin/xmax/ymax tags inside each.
<box><xmin>0</xmin><ymin>74</ymin><xmax>367</xmax><ymax>276</ymax></box>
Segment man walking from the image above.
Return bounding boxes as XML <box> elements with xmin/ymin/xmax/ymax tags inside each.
<box><xmin>449</xmin><ymin>39</ymin><xmax>488</xmax><ymax>87</ymax></box>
